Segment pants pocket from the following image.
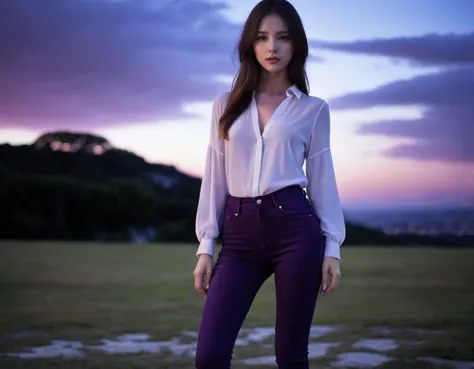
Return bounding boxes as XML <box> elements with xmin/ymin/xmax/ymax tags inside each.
<box><xmin>277</xmin><ymin>196</ymin><xmax>314</xmax><ymax>218</ymax></box>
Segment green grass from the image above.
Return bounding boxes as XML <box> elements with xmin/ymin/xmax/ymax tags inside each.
<box><xmin>0</xmin><ymin>242</ymin><xmax>473</xmax><ymax>368</ymax></box>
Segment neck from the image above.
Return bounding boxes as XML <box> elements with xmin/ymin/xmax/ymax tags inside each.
<box><xmin>257</xmin><ymin>69</ymin><xmax>292</xmax><ymax>94</ymax></box>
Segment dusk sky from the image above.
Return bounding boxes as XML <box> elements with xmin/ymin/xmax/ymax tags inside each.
<box><xmin>1</xmin><ymin>0</ymin><xmax>473</xmax><ymax>209</ymax></box>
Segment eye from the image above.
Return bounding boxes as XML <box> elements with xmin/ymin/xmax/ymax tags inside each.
<box><xmin>279</xmin><ymin>34</ymin><xmax>291</xmax><ymax>41</ymax></box>
<box><xmin>256</xmin><ymin>35</ymin><xmax>267</xmax><ymax>41</ymax></box>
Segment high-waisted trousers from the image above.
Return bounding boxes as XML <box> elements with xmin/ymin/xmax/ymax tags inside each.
<box><xmin>195</xmin><ymin>185</ymin><xmax>325</xmax><ymax>369</ymax></box>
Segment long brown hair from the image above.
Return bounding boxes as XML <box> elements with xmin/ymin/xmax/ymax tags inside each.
<box><xmin>218</xmin><ymin>0</ymin><xmax>309</xmax><ymax>140</ymax></box>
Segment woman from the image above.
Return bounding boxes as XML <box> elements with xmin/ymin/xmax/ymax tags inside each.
<box><xmin>193</xmin><ymin>0</ymin><xmax>345</xmax><ymax>368</ymax></box>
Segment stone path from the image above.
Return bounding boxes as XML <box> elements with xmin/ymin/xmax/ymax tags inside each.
<box><xmin>3</xmin><ymin>325</ymin><xmax>474</xmax><ymax>368</ymax></box>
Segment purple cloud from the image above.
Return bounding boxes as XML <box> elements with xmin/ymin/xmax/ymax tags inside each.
<box><xmin>358</xmin><ymin>107</ymin><xmax>472</xmax><ymax>162</ymax></box>
<box><xmin>329</xmin><ymin>67</ymin><xmax>474</xmax><ymax>109</ymax></box>
<box><xmin>311</xmin><ymin>32</ymin><xmax>474</xmax><ymax>66</ymax></box>
<box><xmin>0</xmin><ymin>0</ymin><xmax>240</xmax><ymax>130</ymax></box>
<box><xmin>0</xmin><ymin>0</ymin><xmax>325</xmax><ymax>131</ymax></box>
<box><xmin>329</xmin><ymin>67</ymin><xmax>474</xmax><ymax>163</ymax></box>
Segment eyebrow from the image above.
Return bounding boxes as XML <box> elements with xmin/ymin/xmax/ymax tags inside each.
<box><xmin>256</xmin><ymin>30</ymin><xmax>289</xmax><ymax>34</ymax></box>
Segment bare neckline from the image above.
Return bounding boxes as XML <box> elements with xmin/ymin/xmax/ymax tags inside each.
<box><xmin>252</xmin><ymin>94</ymin><xmax>291</xmax><ymax>137</ymax></box>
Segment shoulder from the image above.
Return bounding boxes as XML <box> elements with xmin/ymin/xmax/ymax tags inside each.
<box><xmin>212</xmin><ymin>91</ymin><xmax>231</xmax><ymax>114</ymax></box>
<box><xmin>303</xmin><ymin>94</ymin><xmax>329</xmax><ymax>114</ymax></box>
<box><xmin>209</xmin><ymin>92</ymin><xmax>231</xmax><ymax>136</ymax></box>
<box><xmin>304</xmin><ymin>94</ymin><xmax>331</xmax><ymax>132</ymax></box>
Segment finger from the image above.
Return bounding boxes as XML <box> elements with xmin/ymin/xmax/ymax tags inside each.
<box><xmin>325</xmin><ymin>271</ymin><xmax>341</xmax><ymax>294</ymax></box>
<box><xmin>204</xmin><ymin>266</ymin><xmax>213</xmax><ymax>295</ymax></box>
<box><xmin>194</xmin><ymin>272</ymin><xmax>206</xmax><ymax>297</ymax></box>
<box><xmin>321</xmin><ymin>264</ymin><xmax>329</xmax><ymax>294</ymax></box>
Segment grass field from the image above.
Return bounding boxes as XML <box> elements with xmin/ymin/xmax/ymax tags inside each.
<box><xmin>0</xmin><ymin>242</ymin><xmax>473</xmax><ymax>368</ymax></box>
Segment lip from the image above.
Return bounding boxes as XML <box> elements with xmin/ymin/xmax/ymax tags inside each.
<box><xmin>266</xmin><ymin>57</ymin><xmax>280</xmax><ymax>63</ymax></box>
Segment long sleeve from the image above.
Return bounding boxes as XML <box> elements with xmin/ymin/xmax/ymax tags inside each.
<box><xmin>305</xmin><ymin>101</ymin><xmax>346</xmax><ymax>260</ymax></box>
<box><xmin>195</xmin><ymin>93</ymin><xmax>229</xmax><ymax>257</ymax></box>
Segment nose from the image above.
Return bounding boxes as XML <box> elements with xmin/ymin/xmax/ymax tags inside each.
<box><xmin>268</xmin><ymin>37</ymin><xmax>277</xmax><ymax>54</ymax></box>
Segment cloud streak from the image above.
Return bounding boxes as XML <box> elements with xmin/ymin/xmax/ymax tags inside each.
<box><xmin>358</xmin><ymin>106</ymin><xmax>472</xmax><ymax>162</ymax></box>
<box><xmin>329</xmin><ymin>67</ymin><xmax>474</xmax><ymax>109</ymax></box>
<box><xmin>329</xmin><ymin>67</ymin><xmax>473</xmax><ymax>163</ymax></box>
<box><xmin>311</xmin><ymin>32</ymin><xmax>474</xmax><ymax>66</ymax></box>
<box><xmin>0</xmin><ymin>0</ymin><xmax>241</xmax><ymax>130</ymax></box>
<box><xmin>0</xmin><ymin>0</ymin><xmax>325</xmax><ymax>131</ymax></box>
<box><xmin>317</xmin><ymin>32</ymin><xmax>473</xmax><ymax>163</ymax></box>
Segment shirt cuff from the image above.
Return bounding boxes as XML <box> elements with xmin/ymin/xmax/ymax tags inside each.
<box><xmin>196</xmin><ymin>238</ymin><xmax>215</xmax><ymax>258</ymax></box>
<box><xmin>324</xmin><ymin>240</ymin><xmax>341</xmax><ymax>260</ymax></box>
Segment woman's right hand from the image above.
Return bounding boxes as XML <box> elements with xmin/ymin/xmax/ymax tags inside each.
<box><xmin>193</xmin><ymin>254</ymin><xmax>214</xmax><ymax>297</ymax></box>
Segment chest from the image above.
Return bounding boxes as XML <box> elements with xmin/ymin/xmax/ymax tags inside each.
<box><xmin>227</xmin><ymin>96</ymin><xmax>314</xmax><ymax>154</ymax></box>
<box><xmin>254</xmin><ymin>94</ymin><xmax>287</xmax><ymax>134</ymax></box>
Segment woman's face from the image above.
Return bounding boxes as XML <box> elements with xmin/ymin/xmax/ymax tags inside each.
<box><xmin>253</xmin><ymin>14</ymin><xmax>293</xmax><ymax>74</ymax></box>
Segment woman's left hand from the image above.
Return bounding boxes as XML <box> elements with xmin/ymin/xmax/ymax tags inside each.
<box><xmin>321</xmin><ymin>257</ymin><xmax>341</xmax><ymax>295</ymax></box>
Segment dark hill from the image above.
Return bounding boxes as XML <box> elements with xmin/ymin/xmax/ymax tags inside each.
<box><xmin>0</xmin><ymin>131</ymin><xmax>470</xmax><ymax>246</ymax></box>
<box><xmin>2</xmin><ymin>130</ymin><xmax>199</xmax><ymax>187</ymax></box>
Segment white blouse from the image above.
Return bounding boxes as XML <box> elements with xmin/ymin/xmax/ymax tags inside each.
<box><xmin>195</xmin><ymin>85</ymin><xmax>346</xmax><ymax>260</ymax></box>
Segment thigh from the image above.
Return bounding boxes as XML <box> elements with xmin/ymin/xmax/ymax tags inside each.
<box><xmin>195</xmin><ymin>253</ymin><xmax>272</xmax><ymax>365</ymax></box>
<box><xmin>272</xmin><ymin>226</ymin><xmax>324</xmax><ymax>364</ymax></box>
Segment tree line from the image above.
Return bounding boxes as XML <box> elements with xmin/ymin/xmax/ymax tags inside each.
<box><xmin>0</xmin><ymin>135</ymin><xmax>472</xmax><ymax>247</ymax></box>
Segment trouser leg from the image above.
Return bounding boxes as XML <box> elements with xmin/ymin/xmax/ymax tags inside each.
<box><xmin>273</xmin><ymin>241</ymin><xmax>323</xmax><ymax>369</ymax></box>
<box><xmin>194</xmin><ymin>254</ymin><xmax>271</xmax><ymax>369</ymax></box>
<box><xmin>266</xmin><ymin>188</ymin><xmax>325</xmax><ymax>369</ymax></box>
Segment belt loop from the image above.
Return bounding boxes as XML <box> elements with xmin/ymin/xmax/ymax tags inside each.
<box><xmin>271</xmin><ymin>193</ymin><xmax>279</xmax><ymax>210</ymax></box>
<box><xmin>238</xmin><ymin>198</ymin><xmax>242</xmax><ymax>215</ymax></box>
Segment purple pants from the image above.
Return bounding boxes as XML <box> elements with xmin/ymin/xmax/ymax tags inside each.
<box><xmin>195</xmin><ymin>186</ymin><xmax>325</xmax><ymax>369</ymax></box>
